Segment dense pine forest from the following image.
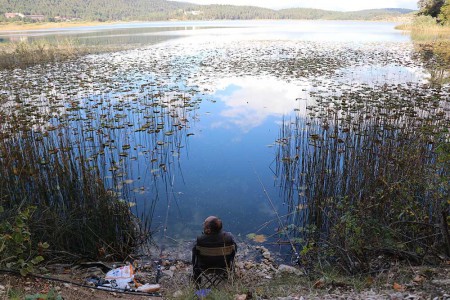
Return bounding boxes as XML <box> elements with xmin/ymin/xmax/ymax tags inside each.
<box><xmin>0</xmin><ymin>0</ymin><xmax>414</xmax><ymax>22</ymax></box>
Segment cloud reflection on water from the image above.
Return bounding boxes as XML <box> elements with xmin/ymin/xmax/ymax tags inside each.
<box><xmin>209</xmin><ymin>76</ymin><xmax>308</xmax><ymax>132</ymax></box>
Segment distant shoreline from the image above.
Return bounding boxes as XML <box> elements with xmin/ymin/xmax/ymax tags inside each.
<box><xmin>0</xmin><ymin>21</ymin><xmax>136</xmax><ymax>32</ymax></box>
<box><xmin>0</xmin><ymin>17</ymin><xmax>412</xmax><ymax>33</ymax></box>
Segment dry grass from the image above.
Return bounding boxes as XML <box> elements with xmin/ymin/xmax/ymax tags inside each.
<box><xmin>395</xmin><ymin>16</ymin><xmax>450</xmax><ymax>41</ymax></box>
<box><xmin>0</xmin><ymin>40</ymin><xmax>132</xmax><ymax>69</ymax></box>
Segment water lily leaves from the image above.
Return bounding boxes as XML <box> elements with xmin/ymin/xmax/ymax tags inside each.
<box><xmin>246</xmin><ymin>233</ymin><xmax>267</xmax><ymax>243</ymax></box>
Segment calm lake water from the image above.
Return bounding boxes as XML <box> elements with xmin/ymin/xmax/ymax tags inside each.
<box><xmin>1</xmin><ymin>21</ymin><xmax>431</xmax><ymax>250</ymax></box>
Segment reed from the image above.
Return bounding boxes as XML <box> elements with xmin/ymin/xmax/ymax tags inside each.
<box><xmin>0</xmin><ymin>123</ymin><xmax>145</xmax><ymax>261</ymax></box>
<box><xmin>395</xmin><ymin>15</ymin><xmax>450</xmax><ymax>41</ymax></box>
<box><xmin>275</xmin><ymin>82</ymin><xmax>450</xmax><ymax>273</ymax></box>
<box><xmin>0</xmin><ymin>40</ymin><xmax>131</xmax><ymax>70</ymax></box>
<box><xmin>0</xmin><ymin>55</ymin><xmax>196</xmax><ymax>261</ymax></box>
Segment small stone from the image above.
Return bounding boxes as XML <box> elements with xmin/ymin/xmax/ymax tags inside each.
<box><xmin>0</xmin><ymin>285</ymin><xmax>5</xmax><ymax>291</ymax></box>
<box><xmin>169</xmin><ymin>266</ymin><xmax>177</xmax><ymax>271</ymax></box>
<box><xmin>389</xmin><ymin>292</ymin><xmax>404</xmax><ymax>300</ymax></box>
<box><xmin>277</xmin><ymin>264</ymin><xmax>303</xmax><ymax>276</ymax></box>
<box><xmin>162</xmin><ymin>269</ymin><xmax>174</xmax><ymax>278</ymax></box>
<box><xmin>262</xmin><ymin>251</ymin><xmax>271</xmax><ymax>259</ymax></box>
<box><xmin>234</xmin><ymin>294</ymin><xmax>247</xmax><ymax>300</ymax></box>
<box><xmin>431</xmin><ymin>279</ymin><xmax>450</xmax><ymax>285</ymax></box>
<box><xmin>173</xmin><ymin>290</ymin><xmax>183</xmax><ymax>297</ymax></box>
<box><xmin>244</xmin><ymin>262</ymin><xmax>255</xmax><ymax>270</ymax></box>
<box><xmin>162</xmin><ymin>260</ymin><xmax>171</xmax><ymax>266</ymax></box>
<box><xmin>54</xmin><ymin>286</ymin><xmax>61</xmax><ymax>292</ymax></box>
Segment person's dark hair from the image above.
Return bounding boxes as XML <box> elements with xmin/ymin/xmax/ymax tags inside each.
<box><xmin>204</xmin><ymin>216</ymin><xmax>222</xmax><ymax>234</ymax></box>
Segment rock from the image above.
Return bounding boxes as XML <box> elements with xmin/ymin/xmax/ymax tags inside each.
<box><xmin>431</xmin><ymin>279</ymin><xmax>450</xmax><ymax>285</ymax></box>
<box><xmin>244</xmin><ymin>261</ymin><xmax>255</xmax><ymax>270</ymax></box>
<box><xmin>85</xmin><ymin>267</ymin><xmax>104</xmax><ymax>277</ymax></box>
<box><xmin>0</xmin><ymin>285</ymin><xmax>5</xmax><ymax>291</ymax></box>
<box><xmin>162</xmin><ymin>260</ymin><xmax>171</xmax><ymax>266</ymax></box>
<box><xmin>389</xmin><ymin>292</ymin><xmax>405</xmax><ymax>300</ymax></box>
<box><xmin>277</xmin><ymin>264</ymin><xmax>303</xmax><ymax>276</ymax></box>
<box><xmin>234</xmin><ymin>294</ymin><xmax>247</xmax><ymax>300</ymax></box>
<box><xmin>162</xmin><ymin>269</ymin><xmax>174</xmax><ymax>278</ymax></box>
<box><xmin>169</xmin><ymin>266</ymin><xmax>177</xmax><ymax>271</ymax></box>
<box><xmin>173</xmin><ymin>290</ymin><xmax>183</xmax><ymax>297</ymax></box>
<box><xmin>262</xmin><ymin>251</ymin><xmax>271</xmax><ymax>259</ymax></box>
<box><xmin>236</xmin><ymin>262</ymin><xmax>245</xmax><ymax>269</ymax></box>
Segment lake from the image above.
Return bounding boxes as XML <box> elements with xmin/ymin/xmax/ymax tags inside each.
<box><xmin>1</xmin><ymin>20</ymin><xmax>442</xmax><ymax>256</ymax></box>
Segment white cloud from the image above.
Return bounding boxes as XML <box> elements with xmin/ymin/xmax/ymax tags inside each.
<box><xmin>211</xmin><ymin>76</ymin><xmax>308</xmax><ymax>132</ymax></box>
<box><xmin>173</xmin><ymin>0</ymin><xmax>418</xmax><ymax>11</ymax></box>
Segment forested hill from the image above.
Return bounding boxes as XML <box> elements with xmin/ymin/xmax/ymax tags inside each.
<box><xmin>0</xmin><ymin>0</ymin><xmax>415</xmax><ymax>22</ymax></box>
<box><xmin>0</xmin><ymin>0</ymin><xmax>191</xmax><ymax>21</ymax></box>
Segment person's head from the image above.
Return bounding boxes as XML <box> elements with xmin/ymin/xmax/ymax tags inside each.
<box><xmin>203</xmin><ymin>216</ymin><xmax>222</xmax><ymax>235</ymax></box>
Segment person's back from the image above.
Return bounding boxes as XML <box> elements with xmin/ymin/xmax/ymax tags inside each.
<box><xmin>192</xmin><ymin>216</ymin><xmax>237</xmax><ymax>278</ymax></box>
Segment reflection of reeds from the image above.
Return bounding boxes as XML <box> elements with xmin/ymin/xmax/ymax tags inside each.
<box><xmin>0</xmin><ymin>40</ymin><xmax>132</xmax><ymax>70</ymax></box>
<box><xmin>276</xmin><ymin>83</ymin><xmax>450</xmax><ymax>273</ymax></box>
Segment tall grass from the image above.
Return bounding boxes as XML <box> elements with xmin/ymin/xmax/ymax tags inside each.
<box><xmin>0</xmin><ymin>120</ymin><xmax>145</xmax><ymax>261</ymax></box>
<box><xmin>275</xmin><ymin>82</ymin><xmax>450</xmax><ymax>273</ymax></box>
<box><xmin>396</xmin><ymin>15</ymin><xmax>450</xmax><ymax>41</ymax></box>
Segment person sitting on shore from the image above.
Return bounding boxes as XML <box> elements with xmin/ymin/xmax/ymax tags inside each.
<box><xmin>192</xmin><ymin>216</ymin><xmax>237</xmax><ymax>282</ymax></box>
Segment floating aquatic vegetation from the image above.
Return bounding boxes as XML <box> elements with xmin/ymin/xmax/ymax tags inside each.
<box><xmin>246</xmin><ymin>233</ymin><xmax>267</xmax><ymax>243</ymax></box>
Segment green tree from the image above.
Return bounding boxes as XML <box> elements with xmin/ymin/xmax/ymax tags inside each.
<box><xmin>418</xmin><ymin>0</ymin><xmax>445</xmax><ymax>17</ymax></box>
<box><xmin>438</xmin><ymin>0</ymin><xmax>450</xmax><ymax>23</ymax></box>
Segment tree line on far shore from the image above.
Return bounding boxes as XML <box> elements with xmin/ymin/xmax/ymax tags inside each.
<box><xmin>0</xmin><ymin>0</ymin><xmax>415</xmax><ymax>22</ymax></box>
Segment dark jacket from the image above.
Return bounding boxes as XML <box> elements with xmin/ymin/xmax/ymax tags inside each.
<box><xmin>192</xmin><ymin>231</ymin><xmax>237</xmax><ymax>269</ymax></box>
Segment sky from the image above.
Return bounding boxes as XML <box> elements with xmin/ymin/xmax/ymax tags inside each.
<box><xmin>172</xmin><ymin>0</ymin><xmax>418</xmax><ymax>11</ymax></box>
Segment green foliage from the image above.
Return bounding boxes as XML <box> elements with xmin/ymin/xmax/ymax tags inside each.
<box><xmin>0</xmin><ymin>0</ymin><xmax>415</xmax><ymax>22</ymax></box>
<box><xmin>25</xmin><ymin>289</ymin><xmax>63</xmax><ymax>300</ymax></box>
<box><xmin>0</xmin><ymin>205</ymin><xmax>48</xmax><ymax>275</ymax></box>
<box><xmin>438</xmin><ymin>0</ymin><xmax>450</xmax><ymax>24</ymax></box>
<box><xmin>413</xmin><ymin>14</ymin><xmax>440</xmax><ymax>26</ymax></box>
<box><xmin>418</xmin><ymin>0</ymin><xmax>445</xmax><ymax>18</ymax></box>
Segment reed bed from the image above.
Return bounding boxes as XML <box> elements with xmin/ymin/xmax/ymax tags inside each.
<box><xmin>396</xmin><ymin>16</ymin><xmax>450</xmax><ymax>42</ymax></box>
<box><xmin>0</xmin><ymin>49</ymin><xmax>199</xmax><ymax>260</ymax></box>
<box><xmin>0</xmin><ymin>40</ymin><xmax>134</xmax><ymax>70</ymax></box>
<box><xmin>275</xmin><ymin>82</ymin><xmax>450</xmax><ymax>273</ymax></box>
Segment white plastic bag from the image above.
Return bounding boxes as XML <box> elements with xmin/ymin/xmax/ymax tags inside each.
<box><xmin>102</xmin><ymin>264</ymin><xmax>134</xmax><ymax>290</ymax></box>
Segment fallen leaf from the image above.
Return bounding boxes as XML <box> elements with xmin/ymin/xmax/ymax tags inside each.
<box><xmin>393</xmin><ymin>282</ymin><xmax>406</xmax><ymax>292</ymax></box>
<box><xmin>313</xmin><ymin>278</ymin><xmax>326</xmax><ymax>289</ymax></box>
<box><xmin>413</xmin><ymin>275</ymin><xmax>425</xmax><ymax>284</ymax></box>
<box><xmin>252</xmin><ymin>234</ymin><xmax>267</xmax><ymax>243</ymax></box>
